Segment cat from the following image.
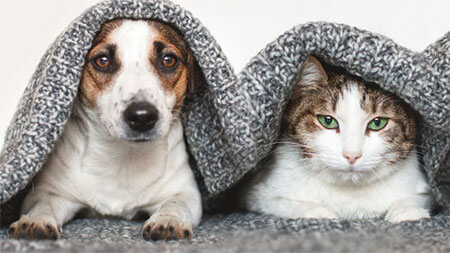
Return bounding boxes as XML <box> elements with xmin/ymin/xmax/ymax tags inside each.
<box><xmin>239</xmin><ymin>55</ymin><xmax>432</xmax><ymax>222</ymax></box>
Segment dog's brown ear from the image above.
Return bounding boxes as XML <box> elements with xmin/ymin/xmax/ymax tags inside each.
<box><xmin>187</xmin><ymin>51</ymin><xmax>205</xmax><ymax>98</ymax></box>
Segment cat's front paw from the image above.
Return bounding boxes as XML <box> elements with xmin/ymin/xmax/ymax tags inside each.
<box><xmin>385</xmin><ymin>206</ymin><xmax>429</xmax><ymax>223</ymax></box>
<box><xmin>8</xmin><ymin>215</ymin><xmax>61</xmax><ymax>240</ymax></box>
<box><xmin>302</xmin><ymin>206</ymin><xmax>338</xmax><ymax>219</ymax></box>
<box><xmin>142</xmin><ymin>213</ymin><xmax>193</xmax><ymax>241</ymax></box>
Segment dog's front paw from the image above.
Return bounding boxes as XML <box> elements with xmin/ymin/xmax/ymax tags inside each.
<box><xmin>142</xmin><ymin>213</ymin><xmax>193</xmax><ymax>241</ymax></box>
<box><xmin>302</xmin><ymin>205</ymin><xmax>338</xmax><ymax>219</ymax></box>
<box><xmin>385</xmin><ymin>206</ymin><xmax>430</xmax><ymax>223</ymax></box>
<box><xmin>8</xmin><ymin>215</ymin><xmax>61</xmax><ymax>240</ymax></box>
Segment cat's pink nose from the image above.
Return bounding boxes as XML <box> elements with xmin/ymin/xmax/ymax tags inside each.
<box><xmin>343</xmin><ymin>151</ymin><xmax>362</xmax><ymax>165</ymax></box>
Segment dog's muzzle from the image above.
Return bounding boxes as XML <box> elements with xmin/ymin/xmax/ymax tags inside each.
<box><xmin>123</xmin><ymin>102</ymin><xmax>159</xmax><ymax>133</ymax></box>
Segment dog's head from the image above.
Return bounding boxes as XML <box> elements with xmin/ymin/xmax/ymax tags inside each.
<box><xmin>79</xmin><ymin>19</ymin><xmax>195</xmax><ymax>142</ymax></box>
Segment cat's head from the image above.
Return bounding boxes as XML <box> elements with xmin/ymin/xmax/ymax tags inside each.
<box><xmin>284</xmin><ymin>55</ymin><xmax>418</xmax><ymax>184</ymax></box>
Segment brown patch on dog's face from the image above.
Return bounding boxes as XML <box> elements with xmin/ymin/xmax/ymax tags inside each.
<box><xmin>79</xmin><ymin>19</ymin><xmax>195</xmax><ymax>111</ymax></box>
<box><xmin>149</xmin><ymin>21</ymin><xmax>194</xmax><ymax>112</ymax></box>
<box><xmin>76</xmin><ymin>19</ymin><xmax>200</xmax><ymax>142</ymax></box>
<box><xmin>79</xmin><ymin>20</ymin><xmax>123</xmax><ymax>108</ymax></box>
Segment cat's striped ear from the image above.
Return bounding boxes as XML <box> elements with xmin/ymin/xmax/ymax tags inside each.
<box><xmin>295</xmin><ymin>55</ymin><xmax>328</xmax><ymax>90</ymax></box>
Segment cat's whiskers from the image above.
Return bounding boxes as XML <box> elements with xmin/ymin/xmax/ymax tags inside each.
<box><xmin>370</xmin><ymin>167</ymin><xmax>388</xmax><ymax>183</ymax></box>
<box><xmin>410</xmin><ymin>143</ymin><xmax>427</xmax><ymax>150</ymax></box>
<box><xmin>393</xmin><ymin>148</ymin><xmax>423</xmax><ymax>157</ymax></box>
<box><xmin>254</xmin><ymin>144</ymin><xmax>317</xmax><ymax>166</ymax></box>
<box><xmin>273</xmin><ymin>141</ymin><xmax>320</xmax><ymax>152</ymax></box>
<box><xmin>241</xmin><ymin>56</ymin><xmax>430</xmax><ymax>222</ymax></box>
<box><xmin>268</xmin><ymin>147</ymin><xmax>316</xmax><ymax>160</ymax></box>
<box><xmin>309</xmin><ymin>152</ymin><xmax>396</xmax><ymax>185</ymax></box>
<box><xmin>359</xmin><ymin>162</ymin><xmax>382</xmax><ymax>170</ymax></box>
<box><xmin>307</xmin><ymin>164</ymin><xmax>332</xmax><ymax>179</ymax></box>
<box><xmin>262</xmin><ymin>141</ymin><xmax>320</xmax><ymax>158</ymax></box>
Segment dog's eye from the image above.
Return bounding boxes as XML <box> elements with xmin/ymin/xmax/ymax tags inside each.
<box><xmin>161</xmin><ymin>54</ymin><xmax>177</xmax><ymax>68</ymax></box>
<box><xmin>93</xmin><ymin>55</ymin><xmax>110</xmax><ymax>70</ymax></box>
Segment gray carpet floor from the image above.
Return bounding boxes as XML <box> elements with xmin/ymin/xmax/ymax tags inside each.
<box><xmin>1</xmin><ymin>213</ymin><xmax>449</xmax><ymax>252</ymax></box>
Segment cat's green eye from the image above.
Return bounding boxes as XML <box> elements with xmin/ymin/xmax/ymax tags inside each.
<box><xmin>317</xmin><ymin>115</ymin><xmax>339</xmax><ymax>129</ymax></box>
<box><xmin>368</xmin><ymin>117</ymin><xmax>388</xmax><ymax>131</ymax></box>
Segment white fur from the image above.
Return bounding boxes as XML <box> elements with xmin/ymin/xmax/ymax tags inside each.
<box><xmin>11</xmin><ymin>21</ymin><xmax>201</xmax><ymax>239</ymax></box>
<box><xmin>244</xmin><ymin>85</ymin><xmax>431</xmax><ymax>222</ymax></box>
<box><xmin>97</xmin><ymin>21</ymin><xmax>175</xmax><ymax>141</ymax></box>
<box><xmin>22</xmin><ymin>107</ymin><xmax>201</xmax><ymax>223</ymax></box>
<box><xmin>312</xmin><ymin>84</ymin><xmax>398</xmax><ymax>185</ymax></box>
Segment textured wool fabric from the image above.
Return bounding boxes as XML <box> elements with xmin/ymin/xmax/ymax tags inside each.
<box><xmin>0</xmin><ymin>0</ymin><xmax>449</xmax><ymax>251</ymax></box>
<box><xmin>1</xmin><ymin>0</ymin><xmax>448</xmax><ymax>210</ymax></box>
<box><xmin>1</xmin><ymin>213</ymin><xmax>449</xmax><ymax>252</ymax></box>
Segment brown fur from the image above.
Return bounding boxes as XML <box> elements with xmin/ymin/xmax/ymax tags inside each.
<box><xmin>80</xmin><ymin>20</ymin><xmax>123</xmax><ymax>108</ymax></box>
<box><xmin>79</xmin><ymin>19</ymin><xmax>195</xmax><ymax>111</ymax></box>
<box><xmin>149</xmin><ymin>20</ymin><xmax>193</xmax><ymax>111</ymax></box>
<box><xmin>284</xmin><ymin>56</ymin><xmax>417</xmax><ymax>162</ymax></box>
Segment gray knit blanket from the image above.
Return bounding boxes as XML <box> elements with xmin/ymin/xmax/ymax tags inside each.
<box><xmin>0</xmin><ymin>0</ymin><xmax>448</xmax><ymax>252</ymax></box>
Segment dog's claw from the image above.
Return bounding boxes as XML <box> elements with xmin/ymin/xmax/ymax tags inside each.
<box><xmin>142</xmin><ymin>225</ymin><xmax>152</xmax><ymax>239</ymax></box>
<box><xmin>7</xmin><ymin>227</ymin><xmax>16</xmax><ymax>237</ymax></box>
<box><xmin>184</xmin><ymin>229</ymin><xmax>192</xmax><ymax>238</ymax></box>
<box><xmin>8</xmin><ymin>216</ymin><xmax>61</xmax><ymax>240</ymax></box>
<box><xmin>142</xmin><ymin>214</ymin><xmax>193</xmax><ymax>241</ymax></box>
<box><xmin>150</xmin><ymin>230</ymin><xmax>163</xmax><ymax>241</ymax></box>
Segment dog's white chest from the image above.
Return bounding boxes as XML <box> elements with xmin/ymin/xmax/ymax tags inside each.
<box><xmin>65</xmin><ymin>142</ymin><xmax>166</xmax><ymax>217</ymax></box>
<box><xmin>40</xmin><ymin>118</ymin><xmax>190</xmax><ymax>219</ymax></box>
<box><xmin>79</xmin><ymin>157</ymin><xmax>165</xmax><ymax>217</ymax></box>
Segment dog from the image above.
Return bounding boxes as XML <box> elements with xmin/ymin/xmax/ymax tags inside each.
<box><xmin>8</xmin><ymin>19</ymin><xmax>202</xmax><ymax>241</ymax></box>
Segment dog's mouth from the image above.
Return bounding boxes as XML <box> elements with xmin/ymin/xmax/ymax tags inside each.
<box><xmin>124</xmin><ymin>134</ymin><xmax>158</xmax><ymax>143</ymax></box>
<box><xmin>131</xmin><ymin>138</ymin><xmax>152</xmax><ymax>143</ymax></box>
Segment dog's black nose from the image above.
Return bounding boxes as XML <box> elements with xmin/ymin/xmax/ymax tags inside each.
<box><xmin>124</xmin><ymin>102</ymin><xmax>159</xmax><ymax>132</ymax></box>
